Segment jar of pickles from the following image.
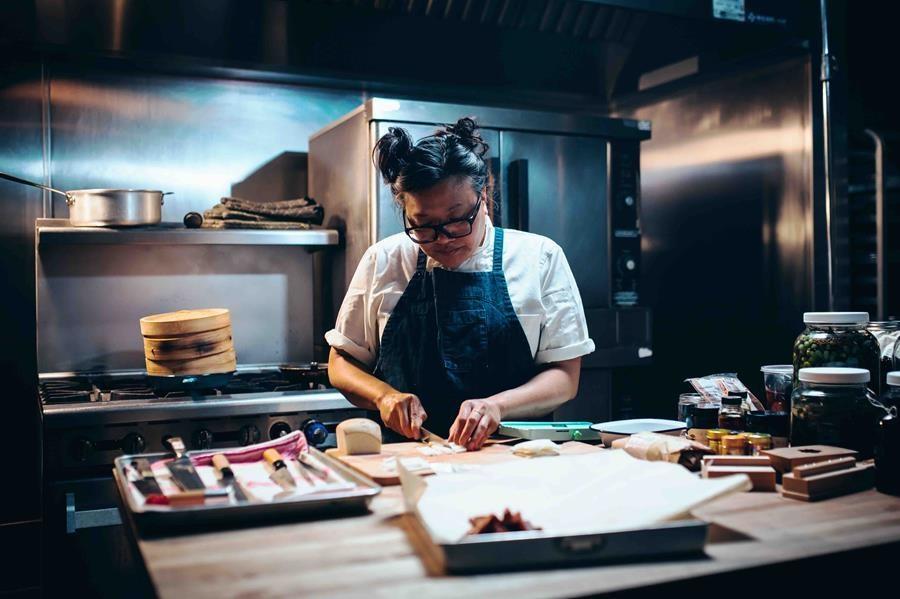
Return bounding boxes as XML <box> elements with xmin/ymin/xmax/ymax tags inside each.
<box><xmin>883</xmin><ymin>372</ymin><xmax>900</xmax><ymax>410</ymax></box>
<box><xmin>790</xmin><ymin>367</ymin><xmax>884</xmax><ymax>458</ymax></box>
<box><xmin>793</xmin><ymin>312</ymin><xmax>881</xmax><ymax>395</ymax></box>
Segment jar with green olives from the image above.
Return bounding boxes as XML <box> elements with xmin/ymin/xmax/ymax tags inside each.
<box><xmin>791</xmin><ymin>367</ymin><xmax>884</xmax><ymax>458</ymax></box>
<box><xmin>793</xmin><ymin>312</ymin><xmax>881</xmax><ymax>397</ymax></box>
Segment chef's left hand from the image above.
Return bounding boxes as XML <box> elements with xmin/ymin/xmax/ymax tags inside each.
<box><xmin>449</xmin><ymin>399</ymin><xmax>502</xmax><ymax>451</ymax></box>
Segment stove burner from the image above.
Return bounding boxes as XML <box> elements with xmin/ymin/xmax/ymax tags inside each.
<box><xmin>40</xmin><ymin>380</ymin><xmax>95</xmax><ymax>404</ymax></box>
<box><xmin>40</xmin><ymin>369</ymin><xmax>331</xmax><ymax>405</ymax></box>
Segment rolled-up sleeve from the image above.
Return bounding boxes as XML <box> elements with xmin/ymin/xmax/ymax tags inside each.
<box><xmin>534</xmin><ymin>242</ymin><xmax>595</xmax><ymax>364</ymax></box>
<box><xmin>325</xmin><ymin>247</ymin><xmax>379</xmax><ymax>368</ymax></box>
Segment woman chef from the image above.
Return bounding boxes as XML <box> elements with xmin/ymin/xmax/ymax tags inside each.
<box><xmin>326</xmin><ymin>118</ymin><xmax>595</xmax><ymax>450</ymax></box>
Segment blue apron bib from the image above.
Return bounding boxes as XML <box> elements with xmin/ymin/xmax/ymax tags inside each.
<box><xmin>374</xmin><ymin>227</ymin><xmax>536</xmax><ymax>435</ymax></box>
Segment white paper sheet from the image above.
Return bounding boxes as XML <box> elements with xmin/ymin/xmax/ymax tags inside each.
<box><xmin>404</xmin><ymin>449</ymin><xmax>751</xmax><ymax>543</ymax></box>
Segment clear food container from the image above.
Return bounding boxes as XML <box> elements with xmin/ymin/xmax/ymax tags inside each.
<box><xmin>883</xmin><ymin>371</ymin><xmax>900</xmax><ymax>410</ymax></box>
<box><xmin>793</xmin><ymin>312</ymin><xmax>881</xmax><ymax>393</ymax></box>
<box><xmin>790</xmin><ymin>367</ymin><xmax>884</xmax><ymax>458</ymax></box>
<box><xmin>868</xmin><ymin>321</ymin><xmax>900</xmax><ymax>394</ymax></box>
<box><xmin>760</xmin><ymin>365</ymin><xmax>793</xmax><ymax>412</ymax></box>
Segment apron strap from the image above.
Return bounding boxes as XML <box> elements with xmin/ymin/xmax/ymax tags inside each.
<box><xmin>492</xmin><ymin>227</ymin><xmax>504</xmax><ymax>272</ymax></box>
<box><xmin>415</xmin><ymin>248</ymin><xmax>428</xmax><ymax>273</ymax></box>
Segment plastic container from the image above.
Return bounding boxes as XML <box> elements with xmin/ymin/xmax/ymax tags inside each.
<box><xmin>760</xmin><ymin>365</ymin><xmax>793</xmax><ymax>412</ymax></box>
<box><xmin>793</xmin><ymin>312</ymin><xmax>881</xmax><ymax>395</ymax></box>
<box><xmin>790</xmin><ymin>367</ymin><xmax>883</xmax><ymax>458</ymax></box>
<box><xmin>867</xmin><ymin>321</ymin><xmax>900</xmax><ymax>394</ymax></box>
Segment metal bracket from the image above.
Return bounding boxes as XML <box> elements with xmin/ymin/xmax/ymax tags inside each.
<box><xmin>65</xmin><ymin>492</ymin><xmax>123</xmax><ymax>534</ymax></box>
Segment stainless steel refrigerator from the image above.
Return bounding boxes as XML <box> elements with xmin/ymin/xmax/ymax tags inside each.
<box><xmin>310</xmin><ymin>98</ymin><xmax>651</xmax><ymax>422</ymax></box>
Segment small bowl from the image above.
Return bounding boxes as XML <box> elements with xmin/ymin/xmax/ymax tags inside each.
<box><xmin>589</xmin><ymin>418</ymin><xmax>687</xmax><ymax>448</ymax></box>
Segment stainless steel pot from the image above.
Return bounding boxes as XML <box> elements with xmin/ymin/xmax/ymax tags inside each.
<box><xmin>0</xmin><ymin>171</ymin><xmax>169</xmax><ymax>227</ymax></box>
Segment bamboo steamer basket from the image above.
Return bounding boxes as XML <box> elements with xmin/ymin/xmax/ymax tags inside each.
<box><xmin>140</xmin><ymin>309</ymin><xmax>236</xmax><ymax>375</ymax></box>
<box><xmin>145</xmin><ymin>348</ymin><xmax>237</xmax><ymax>376</ymax></box>
<box><xmin>139</xmin><ymin>308</ymin><xmax>231</xmax><ymax>337</ymax></box>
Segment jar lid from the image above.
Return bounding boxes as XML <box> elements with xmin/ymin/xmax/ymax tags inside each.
<box><xmin>761</xmin><ymin>364</ymin><xmax>793</xmax><ymax>374</ymax></box>
<box><xmin>798</xmin><ymin>367</ymin><xmax>870</xmax><ymax>384</ymax></box>
<box><xmin>803</xmin><ymin>311</ymin><xmax>869</xmax><ymax>325</ymax></box>
<box><xmin>747</xmin><ymin>433</ymin><xmax>772</xmax><ymax>444</ymax></box>
<box><xmin>722</xmin><ymin>395</ymin><xmax>742</xmax><ymax>406</ymax></box>
<box><xmin>722</xmin><ymin>435</ymin><xmax>747</xmax><ymax>448</ymax></box>
<box><xmin>868</xmin><ymin>321</ymin><xmax>900</xmax><ymax>331</ymax></box>
<box><xmin>706</xmin><ymin>429</ymin><xmax>730</xmax><ymax>440</ymax></box>
<box><xmin>887</xmin><ymin>372</ymin><xmax>900</xmax><ymax>387</ymax></box>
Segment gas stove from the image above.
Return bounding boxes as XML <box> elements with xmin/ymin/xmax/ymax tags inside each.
<box><xmin>41</xmin><ymin>365</ymin><xmax>363</xmax><ymax>476</ymax></box>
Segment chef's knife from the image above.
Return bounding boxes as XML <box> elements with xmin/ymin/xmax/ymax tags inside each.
<box><xmin>212</xmin><ymin>453</ymin><xmax>251</xmax><ymax>502</ymax></box>
<box><xmin>129</xmin><ymin>459</ymin><xmax>163</xmax><ymax>496</ymax></box>
<box><xmin>263</xmin><ymin>448</ymin><xmax>297</xmax><ymax>491</ymax></box>
<box><xmin>163</xmin><ymin>436</ymin><xmax>206</xmax><ymax>491</ymax></box>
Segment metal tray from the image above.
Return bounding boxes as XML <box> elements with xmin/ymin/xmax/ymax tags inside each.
<box><xmin>113</xmin><ymin>447</ymin><xmax>381</xmax><ymax>536</ymax></box>
<box><xmin>411</xmin><ymin>515</ymin><xmax>709</xmax><ymax>573</ymax></box>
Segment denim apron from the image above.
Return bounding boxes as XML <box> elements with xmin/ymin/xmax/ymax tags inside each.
<box><xmin>374</xmin><ymin>227</ymin><xmax>536</xmax><ymax>436</ymax></box>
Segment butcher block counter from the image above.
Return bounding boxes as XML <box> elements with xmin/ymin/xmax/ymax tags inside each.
<box><xmin>122</xmin><ymin>443</ymin><xmax>900</xmax><ymax>598</ymax></box>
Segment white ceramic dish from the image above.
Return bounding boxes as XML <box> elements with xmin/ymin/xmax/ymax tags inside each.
<box><xmin>589</xmin><ymin>418</ymin><xmax>687</xmax><ymax>448</ymax></box>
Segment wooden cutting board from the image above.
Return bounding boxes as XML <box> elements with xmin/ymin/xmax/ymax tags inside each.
<box><xmin>140</xmin><ymin>308</ymin><xmax>231</xmax><ymax>337</ymax></box>
<box><xmin>325</xmin><ymin>441</ymin><xmax>602</xmax><ymax>485</ymax></box>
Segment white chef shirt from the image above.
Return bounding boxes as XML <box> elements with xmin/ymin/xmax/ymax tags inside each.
<box><xmin>325</xmin><ymin>216</ymin><xmax>595</xmax><ymax>369</ymax></box>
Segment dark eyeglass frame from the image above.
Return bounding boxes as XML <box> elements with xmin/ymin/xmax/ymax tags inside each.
<box><xmin>403</xmin><ymin>197</ymin><xmax>482</xmax><ymax>244</ymax></box>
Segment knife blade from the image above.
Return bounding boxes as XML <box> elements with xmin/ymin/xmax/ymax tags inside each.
<box><xmin>263</xmin><ymin>448</ymin><xmax>297</xmax><ymax>491</ymax></box>
<box><xmin>419</xmin><ymin>427</ymin><xmax>452</xmax><ymax>448</ymax></box>
<box><xmin>211</xmin><ymin>454</ymin><xmax>251</xmax><ymax>502</ymax></box>
<box><xmin>164</xmin><ymin>436</ymin><xmax>206</xmax><ymax>491</ymax></box>
<box><xmin>129</xmin><ymin>459</ymin><xmax>163</xmax><ymax>497</ymax></box>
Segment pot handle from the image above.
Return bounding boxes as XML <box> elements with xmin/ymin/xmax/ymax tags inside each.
<box><xmin>161</xmin><ymin>191</ymin><xmax>173</xmax><ymax>206</ymax></box>
<box><xmin>0</xmin><ymin>171</ymin><xmax>71</xmax><ymax>201</ymax></box>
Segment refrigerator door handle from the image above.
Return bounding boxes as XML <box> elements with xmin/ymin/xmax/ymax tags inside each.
<box><xmin>507</xmin><ymin>159</ymin><xmax>529</xmax><ymax>231</ymax></box>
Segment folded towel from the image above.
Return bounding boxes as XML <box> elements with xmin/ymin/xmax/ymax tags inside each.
<box><xmin>200</xmin><ymin>218</ymin><xmax>313</xmax><ymax>230</ymax></box>
<box><xmin>220</xmin><ymin>196</ymin><xmax>324</xmax><ymax>224</ymax></box>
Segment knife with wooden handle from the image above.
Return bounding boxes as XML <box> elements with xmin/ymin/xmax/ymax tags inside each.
<box><xmin>263</xmin><ymin>448</ymin><xmax>297</xmax><ymax>491</ymax></box>
<box><xmin>212</xmin><ymin>454</ymin><xmax>251</xmax><ymax>502</ymax></box>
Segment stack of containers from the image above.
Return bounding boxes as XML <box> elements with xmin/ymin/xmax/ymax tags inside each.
<box><xmin>140</xmin><ymin>309</ymin><xmax>236</xmax><ymax>375</ymax></box>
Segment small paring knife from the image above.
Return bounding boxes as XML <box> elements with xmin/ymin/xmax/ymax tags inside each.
<box><xmin>263</xmin><ymin>448</ymin><xmax>297</xmax><ymax>491</ymax></box>
<box><xmin>212</xmin><ymin>453</ymin><xmax>252</xmax><ymax>502</ymax></box>
<box><xmin>419</xmin><ymin>427</ymin><xmax>453</xmax><ymax>449</ymax></box>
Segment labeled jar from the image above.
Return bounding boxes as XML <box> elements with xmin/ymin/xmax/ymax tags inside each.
<box><xmin>793</xmin><ymin>312</ymin><xmax>880</xmax><ymax>396</ymax></box>
<box><xmin>722</xmin><ymin>434</ymin><xmax>748</xmax><ymax>456</ymax></box>
<box><xmin>790</xmin><ymin>367</ymin><xmax>883</xmax><ymax>458</ymax></box>
<box><xmin>745</xmin><ymin>411</ymin><xmax>790</xmax><ymax>448</ymax></box>
<box><xmin>705</xmin><ymin>429</ymin><xmax>729</xmax><ymax>455</ymax></box>
<box><xmin>718</xmin><ymin>395</ymin><xmax>745</xmax><ymax>431</ymax></box>
<box><xmin>746</xmin><ymin>433</ymin><xmax>773</xmax><ymax>455</ymax></box>
<box><xmin>686</xmin><ymin>404</ymin><xmax>720</xmax><ymax>446</ymax></box>
<box><xmin>868</xmin><ymin>321</ymin><xmax>900</xmax><ymax>394</ymax></box>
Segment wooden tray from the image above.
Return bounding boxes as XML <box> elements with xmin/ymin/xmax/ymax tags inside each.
<box><xmin>326</xmin><ymin>441</ymin><xmax>601</xmax><ymax>485</ymax></box>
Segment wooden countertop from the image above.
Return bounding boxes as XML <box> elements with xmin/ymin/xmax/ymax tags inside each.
<box><xmin>128</xmin><ymin>447</ymin><xmax>900</xmax><ymax>598</ymax></box>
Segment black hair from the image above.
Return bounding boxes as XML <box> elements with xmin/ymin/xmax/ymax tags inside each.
<box><xmin>373</xmin><ymin>117</ymin><xmax>494</xmax><ymax>208</ymax></box>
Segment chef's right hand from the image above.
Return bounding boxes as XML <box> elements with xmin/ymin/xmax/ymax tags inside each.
<box><xmin>376</xmin><ymin>392</ymin><xmax>427</xmax><ymax>439</ymax></box>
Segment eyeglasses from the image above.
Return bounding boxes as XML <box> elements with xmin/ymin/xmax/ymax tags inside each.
<box><xmin>404</xmin><ymin>198</ymin><xmax>482</xmax><ymax>244</ymax></box>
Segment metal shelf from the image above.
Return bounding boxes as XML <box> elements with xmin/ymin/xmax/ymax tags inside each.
<box><xmin>36</xmin><ymin>219</ymin><xmax>340</xmax><ymax>248</ymax></box>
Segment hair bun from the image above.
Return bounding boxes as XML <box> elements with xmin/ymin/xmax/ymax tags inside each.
<box><xmin>374</xmin><ymin>126</ymin><xmax>414</xmax><ymax>183</ymax></box>
<box><xmin>444</xmin><ymin>117</ymin><xmax>489</xmax><ymax>157</ymax></box>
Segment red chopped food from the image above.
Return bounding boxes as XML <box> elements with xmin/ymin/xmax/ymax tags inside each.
<box><xmin>466</xmin><ymin>509</ymin><xmax>541</xmax><ymax>535</ymax></box>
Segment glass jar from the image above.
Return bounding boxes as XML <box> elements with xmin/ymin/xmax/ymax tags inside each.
<box><xmin>686</xmin><ymin>404</ymin><xmax>720</xmax><ymax>445</ymax></box>
<box><xmin>867</xmin><ymin>321</ymin><xmax>900</xmax><ymax>394</ymax></box>
<box><xmin>883</xmin><ymin>372</ymin><xmax>900</xmax><ymax>410</ymax></box>
<box><xmin>722</xmin><ymin>434</ymin><xmax>748</xmax><ymax>456</ymax></box>
<box><xmin>747</xmin><ymin>433</ymin><xmax>773</xmax><ymax>455</ymax></box>
<box><xmin>705</xmin><ymin>429</ymin><xmax>729</xmax><ymax>455</ymax></box>
<box><xmin>718</xmin><ymin>395</ymin><xmax>745</xmax><ymax>431</ymax></box>
<box><xmin>793</xmin><ymin>312</ymin><xmax>881</xmax><ymax>396</ymax></box>
<box><xmin>677</xmin><ymin>393</ymin><xmax>702</xmax><ymax>422</ymax></box>
<box><xmin>790</xmin><ymin>367</ymin><xmax>883</xmax><ymax>458</ymax></box>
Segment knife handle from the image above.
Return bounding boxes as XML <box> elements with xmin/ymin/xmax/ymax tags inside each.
<box><xmin>212</xmin><ymin>454</ymin><xmax>234</xmax><ymax>477</ymax></box>
<box><xmin>263</xmin><ymin>448</ymin><xmax>286</xmax><ymax>469</ymax></box>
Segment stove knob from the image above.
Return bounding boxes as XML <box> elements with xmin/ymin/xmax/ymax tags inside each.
<box><xmin>71</xmin><ymin>438</ymin><xmax>93</xmax><ymax>462</ymax></box>
<box><xmin>301</xmin><ymin>419</ymin><xmax>329</xmax><ymax>447</ymax></box>
<box><xmin>269</xmin><ymin>421</ymin><xmax>292</xmax><ymax>440</ymax></box>
<box><xmin>192</xmin><ymin>429</ymin><xmax>214</xmax><ymax>450</ymax></box>
<box><xmin>239</xmin><ymin>425</ymin><xmax>261</xmax><ymax>446</ymax></box>
<box><xmin>121</xmin><ymin>432</ymin><xmax>146</xmax><ymax>455</ymax></box>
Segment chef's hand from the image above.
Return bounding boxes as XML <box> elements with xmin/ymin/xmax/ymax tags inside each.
<box><xmin>449</xmin><ymin>399</ymin><xmax>501</xmax><ymax>451</ymax></box>
<box><xmin>377</xmin><ymin>392</ymin><xmax>427</xmax><ymax>439</ymax></box>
